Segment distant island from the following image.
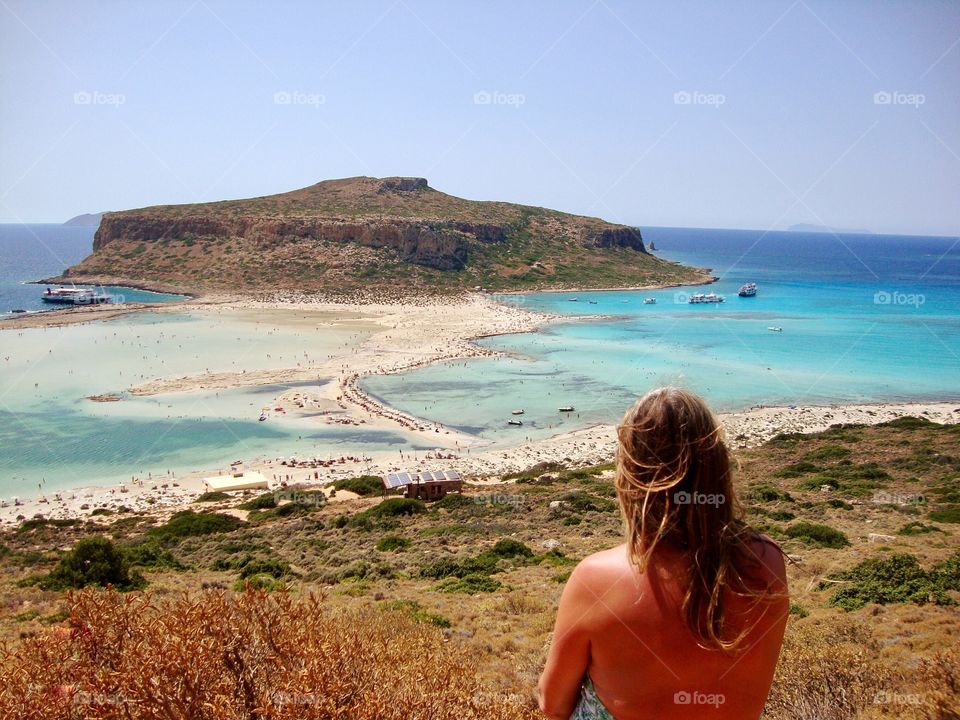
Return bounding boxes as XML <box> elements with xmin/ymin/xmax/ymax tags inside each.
<box><xmin>787</xmin><ymin>223</ymin><xmax>872</xmax><ymax>234</ymax></box>
<box><xmin>63</xmin><ymin>212</ymin><xmax>104</xmax><ymax>227</ymax></box>
<box><xmin>52</xmin><ymin>176</ymin><xmax>709</xmax><ymax>296</ymax></box>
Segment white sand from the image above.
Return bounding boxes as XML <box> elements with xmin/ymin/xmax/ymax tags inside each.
<box><xmin>2</xmin><ymin>294</ymin><xmax>957</xmax><ymax>526</ymax></box>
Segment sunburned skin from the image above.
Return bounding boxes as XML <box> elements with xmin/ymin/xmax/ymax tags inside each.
<box><xmin>539</xmin><ymin>538</ymin><xmax>788</xmax><ymax>720</ymax></box>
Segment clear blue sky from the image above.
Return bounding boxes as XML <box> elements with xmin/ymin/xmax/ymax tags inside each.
<box><xmin>1</xmin><ymin>0</ymin><xmax>958</xmax><ymax>235</ymax></box>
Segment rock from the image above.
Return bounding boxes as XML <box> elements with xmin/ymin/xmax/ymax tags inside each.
<box><xmin>868</xmin><ymin>533</ymin><xmax>896</xmax><ymax>543</ymax></box>
<box><xmin>542</xmin><ymin>539</ymin><xmax>562</xmax><ymax>551</ymax></box>
<box><xmin>548</xmin><ymin>500</ymin><xmax>566</xmax><ymax>509</ymax></box>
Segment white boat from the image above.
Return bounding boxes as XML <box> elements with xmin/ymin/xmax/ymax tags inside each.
<box><xmin>768</xmin><ymin>326</ymin><xmax>783</xmax><ymax>332</ymax></box>
<box><xmin>511</xmin><ymin>409</ymin><xmax>525</xmax><ymax>415</ymax></box>
<box><xmin>738</xmin><ymin>283</ymin><xmax>757</xmax><ymax>297</ymax></box>
<box><xmin>41</xmin><ymin>286</ymin><xmax>111</xmax><ymax>305</ymax></box>
<box><xmin>558</xmin><ymin>406</ymin><xmax>575</xmax><ymax>412</ymax></box>
<box><xmin>568</xmin><ymin>297</ymin><xmax>578</xmax><ymax>302</ymax></box>
<box><xmin>688</xmin><ymin>293</ymin><xmax>725</xmax><ymax>304</ymax></box>
<box><xmin>508</xmin><ymin>419</ymin><xmax>523</xmax><ymax>426</ymax></box>
<box><xmin>643</xmin><ymin>298</ymin><xmax>656</xmax><ymax>304</ymax></box>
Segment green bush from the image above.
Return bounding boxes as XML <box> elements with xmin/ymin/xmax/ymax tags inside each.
<box><xmin>238</xmin><ymin>492</ymin><xmax>278</xmax><ymax>510</ymax></box>
<box><xmin>40</xmin><ymin>537</ymin><xmax>144</xmax><ymax>590</ymax></box>
<box><xmin>878</xmin><ymin>416</ymin><xmax>935</xmax><ymax>430</ymax></box>
<box><xmin>927</xmin><ymin>505</ymin><xmax>960</xmax><ymax>523</ymax></box>
<box><xmin>147</xmin><ymin>511</ymin><xmax>244</xmax><ymax>544</ymax></box>
<box><xmin>747</xmin><ymin>485</ymin><xmax>793</xmax><ymax>503</ymax></box>
<box><xmin>804</xmin><ymin>445</ymin><xmax>853</xmax><ymax>461</ymax></box>
<box><xmin>331</xmin><ymin>476</ymin><xmax>383</xmax><ymax>497</ymax></box>
<box><xmin>376</xmin><ymin>535</ymin><xmax>411</xmax><ymax>552</ymax></box>
<box><xmin>194</xmin><ymin>491</ymin><xmax>230</xmax><ymax>503</ymax></box>
<box><xmin>17</xmin><ymin>518</ymin><xmax>79</xmax><ymax>534</ymax></box>
<box><xmin>435</xmin><ymin>573</ymin><xmax>502</xmax><ymax>594</ymax></box>
<box><xmin>897</xmin><ymin>521</ymin><xmax>944</xmax><ymax>536</ymax></box>
<box><xmin>362</xmin><ymin>498</ymin><xmax>426</xmax><ymax>520</ymax></box>
<box><xmin>784</xmin><ymin>522</ymin><xmax>850</xmax><ymax>548</ymax></box>
<box><xmin>489</xmin><ymin>539</ymin><xmax>533</xmax><ymax>559</ymax></box>
<box><xmin>123</xmin><ymin>540</ymin><xmax>186</xmax><ymax>570</ymax></box>
<box><xmin>827</xmin><ymin>552</ymin><xmax>959</xmax><ymax>610</ymax></box>
<box><xmin>381</xmin><ymin>599</ymin><xmax>451</xmax><ymax>628</ymax></box>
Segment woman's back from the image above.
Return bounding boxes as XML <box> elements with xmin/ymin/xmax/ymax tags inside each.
<box><xmin>538</xmin><ymin>387</ymin><xmax>789</xmax><ymax>719</ymax></box>
<box><xmin>575</xmin><ymin>542</ymin><xmax>787</xmax><ymax>719</ymax></box>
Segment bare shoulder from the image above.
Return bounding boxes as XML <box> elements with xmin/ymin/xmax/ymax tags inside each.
<box><xmin>568</xmin><ymin>545</ymin><xmax>633</xmax><ymax>590</ymax></box>
<box><xmin>744</xmin><ymin>533</ymin><xmax>788</xmax><ymax>588</ymax></box>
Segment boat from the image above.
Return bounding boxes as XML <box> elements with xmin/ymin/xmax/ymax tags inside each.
<box><xmin>587</xmin><ymin>300</ymin><xmax>598</xmax><ymax>305</ymax></box>
<box><xmin>558</xmin><ymin>406</ymin><xmax>575</xmax><ymax>412</ymax></box>
<box><xmin>643</xmin><ymin>298</ymin><xmax>656</xmax><ymax>304</ymax></box>
<box><xmin>511</xmin><ymin>409</ymin><xmax>525</xmax><ymax>415</ymax></box>
<box><xmin>41</xmin><ymin>286</ymin><xmax>111</xmax><ymax>305</ymax></box>
<box><xmin>768</xmin><ymin>326</ymin><xmax>783</xmax><ymax>332</ymax></box>
<box><xmin>508</xmin><ymin>419</ymin><xmax>523</xmax><ymax>426</ymax></box>
<box><xmin>738</xmin><ymin>283</ymin><xmax>757</xmax><ymax>297</ymax></box>
<box><xmin>568</xmin><ymin>297</ymin><xmax>578</xmax><ymax>302</ymax></box>
<box><xmin>258</xmin><ymin>414</ymin><xmax>267</xmax><ymax>421</ymax></box>
<box><xmin>688</xmin><ymin>293</ymin><xmax>725</xmax><ymax>304</ymax></box>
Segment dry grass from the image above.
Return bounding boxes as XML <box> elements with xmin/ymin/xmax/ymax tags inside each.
<box><xmin>0</xmin><ymin>588</ymin><xmax>540</xmax><ymax>719</ymax></box>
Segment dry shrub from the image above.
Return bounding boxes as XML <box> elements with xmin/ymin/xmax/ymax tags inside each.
<box><xmin>765</xmin><ymin>618</ymin><xmax>960</xmax><ymax>720</ymax></box>
<box><xmin>0</xmin><ymin>588</ymin><xmax>540</xmax><ymax>719</ymax></box>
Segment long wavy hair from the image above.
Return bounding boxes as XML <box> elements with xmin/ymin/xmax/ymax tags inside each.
<box><xmin>615</xmin><ymin>387</ymin><xmax>780</xmax><ymax>652</ymax></box>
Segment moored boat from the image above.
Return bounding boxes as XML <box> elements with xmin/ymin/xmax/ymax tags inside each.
<box><xmin>508</xmin><ymin>419</ymin><xmax>523</xmax><ymax>426</ymax></box>
<box><xmin>41</xmin><ymin>286</ymin><xmax>112</xmax><ymax>305</ymax></box>
<box><xmin>643</xmin><ymin>297</ymin><xmax>656</xmax><ymax>304</ymax></box>
<box><xmin>558</xmin><ymin>406</ymin><xmax>575</xmax><ymax>412</ymax></box>
<box><xmin>738</xmin><ymin>283</ymin><xmax>757</xmax><ymax>297</ymax></box>
<box><xmin>511</xmin><ymin>409</ymin><xmax>525</xmax><ymax>415</ymax></box>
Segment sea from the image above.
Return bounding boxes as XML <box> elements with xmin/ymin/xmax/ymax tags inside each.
<box><xmin>1</xmin><ymin>223</ymin><xmax>958</xmax><ymax>498</ymax></box>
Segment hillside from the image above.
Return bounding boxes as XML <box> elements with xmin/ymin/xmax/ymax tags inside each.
<box><xmin>55</xmin><ymin>176</ymin><xmax>710</xmax><ymax>295</ymax></box>
<box><xmin>1</xmin><ymin>417</ymin><xmax>958</xmax><ymax>718</ymax></box>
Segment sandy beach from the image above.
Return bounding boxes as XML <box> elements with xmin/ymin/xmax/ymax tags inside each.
<box><xmin>1</xmin><ymin>293</ymin><xmax>958</xmax><ymax>526</ymax></box>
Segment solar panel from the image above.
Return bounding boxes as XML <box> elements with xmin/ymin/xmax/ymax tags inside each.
<box><xmin>396</xmin><ymin>472</ymin><xmax>412</xmax><ymax>484</ymax></box>
<box><xmin>444</xmin><ymin>469</ymin><xmax>460</xmax><ymax>480</ymax></box>
<box><xmin>419</xmin><ymin>471</ymin><xmax>433</xmax><ymax>482</ymax></box>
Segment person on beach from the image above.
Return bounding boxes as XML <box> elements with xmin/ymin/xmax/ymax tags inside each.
<box><xmin>539</xmin><ymin>387</ymin><xmax>788</xmax><ymax>720</ymax></box>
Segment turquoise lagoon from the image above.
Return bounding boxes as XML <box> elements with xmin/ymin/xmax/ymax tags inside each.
<box><xmin>362</xmin><ymin>228</ymin><xmax>960</xmax><ymax>444</ymax></box>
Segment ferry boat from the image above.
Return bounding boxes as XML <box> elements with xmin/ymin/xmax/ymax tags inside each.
<box><xmin>41</xmin><ymin>287</ymin><xmax>111</xmax><ymax>305</ymax></box>
<box><xmin>688</xmin><ymin>293</ymin><xmax>725</xmax><ymax>304</ymax></box>
<box><xmin>643</xmin><ymin>298</ymin><xmax>656</xmax><ymax>304</ymax></box>
<box><xmin>738</xmin><ymin>283</ymin><xmax>757</xmax><ymax>297</ymax></box>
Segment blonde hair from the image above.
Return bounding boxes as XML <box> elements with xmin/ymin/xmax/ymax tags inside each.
<box><xmin>615</xmin><ymin>387</ymin><xmax>778</xmax><ymax>652</ymax></box>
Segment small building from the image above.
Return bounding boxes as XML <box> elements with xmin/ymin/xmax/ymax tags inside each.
<box><xmin>203</xmin><ymin>471</ymin><xmax>270</xmax><ymax>493</ymax></box>
<box><xmin>382</xmin><ymin>469</ymin><xmax>462</xmax><ymax>500</ymax></box>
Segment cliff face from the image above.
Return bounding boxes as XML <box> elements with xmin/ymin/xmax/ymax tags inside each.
<box><xmin>93</xmin><ymin>215</ymin><xmax>505</xmax><ymax>271</ymax></box>
<box><xmin>61</xmin><ymin>176</ymin><xmax>705</xmax><ymax>295</ymax></box>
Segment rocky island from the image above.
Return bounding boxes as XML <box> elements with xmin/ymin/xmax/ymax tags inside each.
<box><xmin>54</xmin><ymin>176</ymin><xmax>710</xmax><ymax>296</ymax></box>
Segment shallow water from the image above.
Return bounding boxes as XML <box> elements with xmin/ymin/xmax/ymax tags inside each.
<box><xmin>0</xmin><ymin>307</ymin><xmax>417</xmax><ymax>496</ymax></box>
